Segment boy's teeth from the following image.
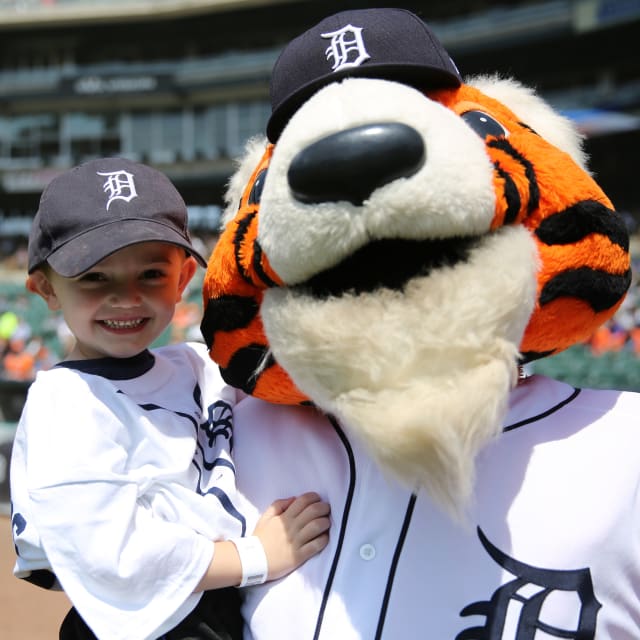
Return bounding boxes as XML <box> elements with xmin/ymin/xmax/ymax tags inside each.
<box><xmin>103</xmin><ymin>319</ymin><xmax>144</xmax><ymax>329</ymax></box>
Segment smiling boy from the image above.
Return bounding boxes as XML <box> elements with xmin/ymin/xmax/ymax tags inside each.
<box><xmin>9</xmin><ymin>158</ymin><xmax>330</xmax><ymax>640</ymax></box>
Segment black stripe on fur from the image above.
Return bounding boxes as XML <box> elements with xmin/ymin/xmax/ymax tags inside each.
<box><xmin>220</xmin><ymin>344</ymin><xmax>274</xmax><ymax>394</ymax></box>
<box><xmin>535</xmin><ymin>201</ymin><xmax>629</xmax><ymax>251</ymax></box>
<box><xmin>540</xmin><ymin>267</ymin><xmax>632</xmax><ymax>312</ymax></box>
<box><xmin>488</xmin><ymin>138</ymin><xmax>539</xmax><ymax>214</ymax></box>
<box><xmin>200</xmin><ymin>296</ymin><xmax>259</xmax><ymax>349</ymax></box>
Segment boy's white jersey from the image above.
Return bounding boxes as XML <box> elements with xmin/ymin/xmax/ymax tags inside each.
<box><xmin>10</xmin><ymin>341</ymin><xmax>246</xmax><ymax>640</ymax></box>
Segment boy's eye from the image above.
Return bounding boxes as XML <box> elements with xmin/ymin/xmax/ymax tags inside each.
<box><xmin>78</xmin><ymin>272</ymin><xmax>106</xmax><ymax>283</ymax></box>
<box><xmin>142</xmin><ymin>268</ymin><xmax>166</xmax><ymax>279</ymax></box>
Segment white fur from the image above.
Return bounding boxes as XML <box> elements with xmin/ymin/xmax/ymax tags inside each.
<box><xmin>262</xmin><ymin>226</ymin><xmax>539</xmax><ymax>515</ymax></box>
<box><xmin>222</xmin><ymin>135</ymin><xmax>268</xmax><ymax>226</ymax></box>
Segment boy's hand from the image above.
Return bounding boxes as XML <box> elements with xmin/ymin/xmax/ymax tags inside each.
<box><xmin>253</xmin><ymin>492</ymin><xmax>331</xmax><ymax>581</ymax></box>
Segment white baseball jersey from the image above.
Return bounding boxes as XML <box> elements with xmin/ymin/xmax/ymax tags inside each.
<box><xmin>233</xmin><ymin>375</ymin><xmax>640</xmax><ymax>639</ymax></box>
<box><xmin>10</xmin><ymin>342</ymin><xmax>246</xmax><ymax>640</ymax></box>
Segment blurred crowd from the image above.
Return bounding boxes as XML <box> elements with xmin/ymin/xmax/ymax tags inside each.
<box><xmin>0</xmin><ymin>310</ymin><xmax>56</xmax><ymax>382</ymax></box>
<box><xmin>586</xmin><ymin>255</ymin><xmax>640</xmax><ymax>356</ymax></box>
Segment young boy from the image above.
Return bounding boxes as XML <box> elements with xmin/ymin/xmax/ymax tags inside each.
<box><xmin>9</xmin><ymin>158</ymin><xmax>330</xmax><ymax>640</ymax></box>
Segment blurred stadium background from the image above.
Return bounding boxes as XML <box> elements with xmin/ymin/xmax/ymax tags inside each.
<box><xmin>0</xmin><ymin>2</ymin><xmax>638</xmax><ymax>635</ymax></box>
<box><xmin>0</xmin><ymin>0</ymin><xmax>639</xmax><ymax>510</ymax></box>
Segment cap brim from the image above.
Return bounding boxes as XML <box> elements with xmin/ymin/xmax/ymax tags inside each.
<box><xmin>46</xmin><ymin>219</ymin><xmax>207</xmax><ymax>277</ymax></box>
<box><xmin>267</xmin><ymin>62</ymin><xmax>461</xmax><ymax>143</ymax></box>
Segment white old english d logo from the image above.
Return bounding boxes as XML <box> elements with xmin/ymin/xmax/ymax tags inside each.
<box><xmin>321</xmin><ymin>24</ymin><xmax>370</xmax><ymax>72</ymax></box>
<box><xmin>97</xmin><ymin>170</ymin><xmax>138</xmax><ymax>210</ymax></box>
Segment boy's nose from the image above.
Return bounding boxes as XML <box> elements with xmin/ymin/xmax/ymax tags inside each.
<box><xmin>110</xmin><ymin>282</ymin><xmax>142</xmax><ymax>307</ymax></box>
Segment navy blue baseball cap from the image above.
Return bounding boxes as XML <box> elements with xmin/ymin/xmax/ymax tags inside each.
<box><xmin>267</xmin><ymin>7</ymin><xmax>462</xmax><ymax>142</ymax></box>
<box><xmin>28</xmin><ymin>157</ymin><xmax>207</xmax><ymax>277</ymax></box>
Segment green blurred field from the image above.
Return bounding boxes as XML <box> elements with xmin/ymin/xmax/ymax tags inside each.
<box><xmin>530</xmin><ymin>344</ymin><xmax>640</xmax><ymax>392</ymax></box>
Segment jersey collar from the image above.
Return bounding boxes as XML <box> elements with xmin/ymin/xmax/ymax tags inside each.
<box><xmin>56</xmin><ymin>349</ymin><xmax>155</xmax><ymax>380</ymax></box>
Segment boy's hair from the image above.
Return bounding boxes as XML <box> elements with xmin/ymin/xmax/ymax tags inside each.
<box><xmin>28</xmin><ymin>157</ymin><xmax>207</xmax><ymax>278</ymax></box>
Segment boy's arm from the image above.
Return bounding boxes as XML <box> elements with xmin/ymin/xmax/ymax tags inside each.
<box><xmin>195</xmin><ymin>491</ymin><xmax>330</xmax><ymax>591</ymax></box>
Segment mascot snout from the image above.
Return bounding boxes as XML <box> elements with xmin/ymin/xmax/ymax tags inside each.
<box><xmin>288</xmin><ymin>122</ymin><xmax>425</xmax><ymax>205</ymax></box>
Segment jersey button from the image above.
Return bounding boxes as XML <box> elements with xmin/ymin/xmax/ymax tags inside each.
<box><xmin>359</xmin><ymin>543</ymin><xmax>376</xmax><ymax>561</ymax></box>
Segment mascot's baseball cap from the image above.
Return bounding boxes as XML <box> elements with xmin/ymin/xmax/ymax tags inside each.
<box><xmin>28</xmin><ymin>157</ymin><xmax>207</xmax><ymax>277</ymax></box>
<box><xmin>267</xmin><ymin>7</ymin><xmax>462</xmax><ymax>142</ymax></box>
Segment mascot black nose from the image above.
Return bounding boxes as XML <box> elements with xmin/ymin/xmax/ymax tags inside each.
<box><xmin>288</xmin><ymin>122</ymin><xmax>425</xmax><ymax>206</ymax></box>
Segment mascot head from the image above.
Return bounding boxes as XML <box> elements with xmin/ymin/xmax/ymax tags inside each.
<box><xmin>202</xmin><ymin>8</ymin><xmax>631</xmax><ymax>513</ymax></box>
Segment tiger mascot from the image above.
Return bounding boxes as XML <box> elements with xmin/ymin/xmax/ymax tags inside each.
<box><xmin>201</xmin><ymin>8</ymin><xmax>639</xmax><ymax>639</ymax></box>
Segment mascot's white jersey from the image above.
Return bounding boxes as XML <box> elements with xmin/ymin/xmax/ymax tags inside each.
<box><xmin>234</xmin><ymin>375</ymin><xmax>640</xmax><ymax>640</ymax></box>
<box><xmin>11</xmin><ymin>342</ymin><xmax>246</xmax><ymax>640</ymax></box>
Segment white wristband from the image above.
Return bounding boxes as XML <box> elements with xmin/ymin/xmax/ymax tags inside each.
<box><xmin>230</xmin><ymin>536</ymin><xmax>269</xmax><ymax>587</ymax></box>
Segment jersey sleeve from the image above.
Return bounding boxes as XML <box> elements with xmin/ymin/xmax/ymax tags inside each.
<box><xmin>11</xmin><ymin>369</ymin><xmax>215</xmax><ymax>640</ymax></box>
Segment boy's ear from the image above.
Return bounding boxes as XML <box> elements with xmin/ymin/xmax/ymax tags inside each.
<box><xmin>176</xmin><ymin>255</ymin><xmax>198</xmax><ymax>301</ymax></box>
<box><xmin>26</xmin><ymin>271</ymin><xmax>61</xmax><ymax>311</ymax></box>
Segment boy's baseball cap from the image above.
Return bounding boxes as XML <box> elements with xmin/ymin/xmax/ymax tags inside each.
<box><xmin>28</xmin><ymin>157</ymin><xmax>207</xmax><ymax>277</ymax></box>
<box><xmin>267</xmin><ymin>7</ymin><xmax>462</xmax><ymax>142</ymax></box>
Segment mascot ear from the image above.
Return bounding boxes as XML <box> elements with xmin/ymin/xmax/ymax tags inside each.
<box><xmin>201</xmin><ymin>140</ymin><xmax>309</xmax><ymax>404</ymax></box>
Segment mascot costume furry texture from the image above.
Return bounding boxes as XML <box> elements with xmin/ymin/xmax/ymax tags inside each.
<box><xmin>201</xmin><ymin>8</ymin><xmax>639</xmax><ymax>639</ymax></box>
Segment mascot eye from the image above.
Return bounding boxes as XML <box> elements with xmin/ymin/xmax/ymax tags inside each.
<box><xmin>461</xmin><ymin>111</ymin><xmax>508</xmax><ymax>139</ymax></box>
<box><xmin>248</xmin><ymin>168</ymin><xmax>268</xmax><ymax>205</ymax></box>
